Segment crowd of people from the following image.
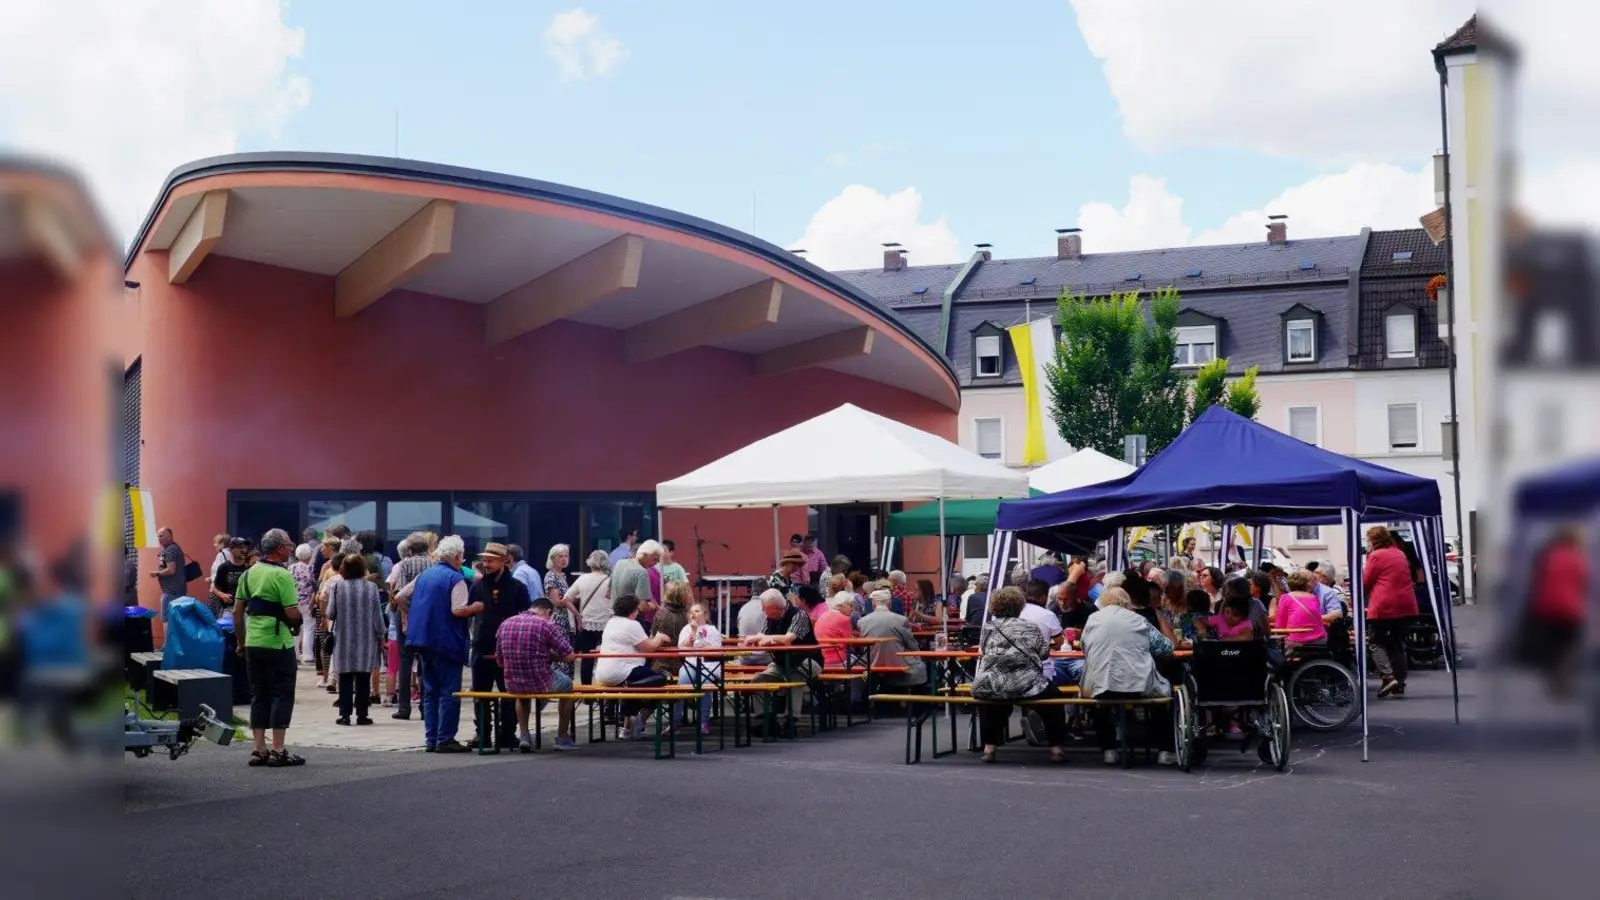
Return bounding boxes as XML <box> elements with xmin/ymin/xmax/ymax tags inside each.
<box><xmin>139</xmin><ymin>517</ymin><xmax>1456</xmax><ymax>767</ymax></box>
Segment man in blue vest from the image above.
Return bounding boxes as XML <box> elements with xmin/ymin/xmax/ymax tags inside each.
<box><xmin>403</xmin><ymin>535</ymin><xmax>484</xmax><ymax>753</ymax></box>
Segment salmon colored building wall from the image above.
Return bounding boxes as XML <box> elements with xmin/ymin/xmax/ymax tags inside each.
<box><xmin>2</xmin><ymin>256</ymin><xmax>114</xmax><ymax>585</ymax></box>
<box><xmin>124</xmin><ymin>252</ymin><xmax>952</xmax><ymax>612</ymax></box>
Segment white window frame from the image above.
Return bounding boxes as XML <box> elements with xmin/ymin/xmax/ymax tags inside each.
<box><xmin>1285</xmin><ymin>318</ymin><xmax>1316</xmax><ymax>362</ymax></box>
<box><xmin>1286</xmin><ymin>404</ymin><xmax>1322</xmax><ymax>447</ymax></box>
<box><xmin>974</xmin><ymin>334</ymin><xmax>1003</xmax><ymax>378</ymax></box>
<box><xmin>1536</xmin><ymin>399</ymin><xmax>1565</xmax><ymax>455</ymax></box>
<box><xmin>1385</xmin><ymin>311</ymin><xmax>1417</xmax><ymax>359</ymax></box>
<box><xmin>1386</xmin><ymin>401</ymin><xmax>1421</xmax><ymax>451</ymax></box>
<box><xmin>1292</xmin><ymin>524</ymin><xmax>1324</xmax><ymax>547</ymax></box>
<box><xmin>1173</xmin><ymin>325</ymin><xmax>1217</xmax><ymax>368</ymax></box>
<box><xmin>973</xmin><ymin>417</ymin><xmax>1005</xmax><ymax>461</ymax></box>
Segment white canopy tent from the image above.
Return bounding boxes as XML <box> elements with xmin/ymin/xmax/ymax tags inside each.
<box><xmin>657</xmin><ymin>403</ymin><xmax>1029</xmax><ymax>508</ymax></box>
<box><xmin>657</xmin><ymin>403</ymin><xmax>1030</xmax><ymax>627</ymax></box>
<box><xmin>1028</xmin><ymin>447</ymin><xmax>1136</xmax><ymax>494</ymax></box>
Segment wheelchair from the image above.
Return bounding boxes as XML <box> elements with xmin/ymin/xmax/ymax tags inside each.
<box><xmin>1174</xmin><ymin>640</ymin><xmax>1291</xmax><ymax>772</ymax></box>
<box><xmin>1284</xmin><ymin>619</ymin><xmax>1360</xmax><ymax>732</ymax></box>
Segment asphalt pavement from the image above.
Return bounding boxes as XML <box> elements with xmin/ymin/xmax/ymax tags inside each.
<box><xmin>123</xmin><ymin>610</ymin><xmax>1516</xmax><ymax>900</ymax></box>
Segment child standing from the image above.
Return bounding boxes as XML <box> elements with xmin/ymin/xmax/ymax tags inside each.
<box><xmin>676</xmin><ymin>602</ymin><xmax>722</xmax><ymax>734</ymax></box>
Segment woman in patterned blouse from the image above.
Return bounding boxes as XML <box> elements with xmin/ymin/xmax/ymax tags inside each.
<box><xmin>970</xmin><ymin>587</ymin><xmax>1067</xmax><ymax>764</ymax></box>
<box><xmin>543</xmin><ymin>543</ymin><xmax>576</xmax><ymax>678</ymax></box>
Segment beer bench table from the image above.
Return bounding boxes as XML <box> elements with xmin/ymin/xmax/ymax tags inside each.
<box><xmin>870</xmin><ymin>693</ymin><xmax>1172</xmax><ymax>767</ymax></box>
<box><xmin>455</xmin><ymin>689</ymin><xmax>703</xmax><ymax>760</ymax></box>
<box><xmin>151</xmin><ymin>668</ymin><xmax>233</xmax><ymax>723</ymax></box>
<box><xmin>129</xmin><ymin>651</ymin><xmax>163</xmax><ymax>695</ymax></box>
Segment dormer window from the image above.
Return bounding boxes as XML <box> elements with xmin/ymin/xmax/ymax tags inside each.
<box><xmin>1286</xmin><ymin>319</ymin><xmax>1316</xmax><ymax>362</ymax></box>
<box><xmin>1280</xmin><ymin>303</ymin><xmax>1322</xmax><ymax>365</ymax></box>
<box><xmin>1173</xmin><ymin>326</ymin><xmax>1216</xmax><ymax>367</ymax></box>
<box><xmin>1386</xmin><ymin>310</ymin><xmax>1417</xmax><ymax>358</ymax></box>
<box><xmin>972</xmin><ymin>321</ymin><xmax>1006</xmax><ymax>379</ymax></box>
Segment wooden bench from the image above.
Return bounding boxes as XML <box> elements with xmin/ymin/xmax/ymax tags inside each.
<box><xmin>455</xmin><ymin>689</ymin><xmax>702</xmax><ymax>759</ymax></box>
<box><xmin>151</xmin><ymin>668</ymin><xmax>232</xmax><ymax>723</ymax></box>
<box><xmin>129</xmin><ymin>651</ymin><xmax>163</xmax><ymax>695</ymax></box>
<box><xmin>870</xmin><ymin>693</ymin><xmax>1172</xmax><ymax>766</ymax></box>
<box><xmin>719</xmin><ymin>682</ymin><xmax>807</xmax><ymax>745</ymax></box>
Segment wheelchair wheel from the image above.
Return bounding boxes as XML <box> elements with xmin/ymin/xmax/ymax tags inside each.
<box><xmin>1182</xmin><ymin>674</ymin><xmax>1209</xmax><ymax>768</ymax></box>
<box><xmin>1288</xmin><ymin>659</ymin><xmax>1359</xmax><ymax>731</ymax></box>
<box><xmin>1173</xmin><ymin>685</ymin><xmax>1194</xmax><ymax>772</ymax></box>
<box><xmin>1260</xmin><ymin>681</ymin><xmax>1291</xmax><ymax>771</ymax></box>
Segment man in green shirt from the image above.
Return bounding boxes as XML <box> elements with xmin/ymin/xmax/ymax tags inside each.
<box><xmin>233</xmin><ymin>528</ymin><xmax>305</xmax><ymax>766</ymax></box>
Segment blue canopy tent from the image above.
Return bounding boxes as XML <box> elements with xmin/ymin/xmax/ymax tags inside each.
<box><xmin>989</xmin><ymin>406</ymin><xmax>1458</xmax><ymax>760</ymax></box>
<box><xmin>1508</xmin><ymin>456</ymin><xmax>1600</xmax><ymax>655</ymax></box>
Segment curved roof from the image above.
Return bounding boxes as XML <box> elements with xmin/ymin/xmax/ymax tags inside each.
<box><xmin>1</xmin><ymin>154</ymin><xmax>116</xmax><ymax>273</ymax></box>
<box><xmin>126</xmin><ymin>152</ymin><xmax>958</xmax><ymax>407</ymax></box>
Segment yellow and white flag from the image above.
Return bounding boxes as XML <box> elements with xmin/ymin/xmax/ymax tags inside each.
<box><xmin>1232</xmin><ymin>523</ymin><xmax>1254</xmax><ymax>549</ymax></box>
<box><xmin>129</xmin><ymin>487</ymin><xmax>158</xmax><ymax>549</ymax></box>
<box><xmin>1008</xmin><ymin>316</ymin><xmax>1073</xmax><ymax>467</ymax></box>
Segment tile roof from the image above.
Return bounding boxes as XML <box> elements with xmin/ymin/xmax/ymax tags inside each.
<box><xmin>1361</xmin><ymin>228</ymin><xmax>1449</xmax><ymax>274</ymax></box>
<box><xmin>1433</xmin><ymin>14</ymin><xmax>1517</xmax><ymax>61</ymax></box>
<box><xmin>1434</xmin><ymin>15</ymin><xmax>1478</xmax><ymax>53</ymax></box>
<box><xmin>832</xmin><ymin>261</ymin><xmax>967</xmax><ymax>310</ymax></box>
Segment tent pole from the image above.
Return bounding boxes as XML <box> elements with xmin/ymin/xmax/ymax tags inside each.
<box><xmin>1346</xmin><ymin>508</ymin><xmax>1370</xmax><ymax>762</ymax></box>
<box><xmin>771</xmin><ymin>505</ymin><xmax>779</xmax><ymax>570</ymax></box>
<box><xmin>939</xmin><ymin>497</ymin><xmax>948</xmax><ymax>637</ymax></box>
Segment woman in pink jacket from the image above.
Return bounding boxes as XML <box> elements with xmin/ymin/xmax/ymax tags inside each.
<box><xmin>1363</xmin><ymin>525</ymin><xmax>1419</xmax><ymax>697</ymax></box>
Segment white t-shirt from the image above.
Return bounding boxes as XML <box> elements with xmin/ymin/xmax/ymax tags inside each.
<box><xmin>1019</xmin><ymin>602</ymin><xmax>1063</xmax><ymax>644</ymax></box>
<box><xmin>566</xmin><ymin>571</ymin><xmax>614</xmax><ymax>631</ymax></box>
<box><xmin>677</xmin><ymin>623</ymin><xmax>723</xmax><ymax>678</ymax></box>
<box><xmin>595</xmin><ymin>616</ymin><xmax>649</xmax><ymax>685</ymax></box>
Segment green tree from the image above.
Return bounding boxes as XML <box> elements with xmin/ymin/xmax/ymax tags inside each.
<box><xmin>1044</xmin><ymin>286</ymin><xmax>1187</xmax><ymax>458</ymax></box>
<box><xmin>1224</xmin><ymin>365</ymin><xmax>1261</xmax><ymax>419</ymax></box>
<box><xmin>1187</xmin><ymin>357</ymin><xmax>1229</xmax><ymax>427</ymax></box>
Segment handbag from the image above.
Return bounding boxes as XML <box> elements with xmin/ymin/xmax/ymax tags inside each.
<box><xmin>183</xmin><ymin>558</ymin><xmax>203</xmax><ymax>583</ymax></box>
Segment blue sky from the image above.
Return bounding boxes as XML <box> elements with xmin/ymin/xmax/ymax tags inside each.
<box><xmin>6</xmin><ymin>1</ymin><xmax>1506</xmax><ymax>259</ymax></box>
<box><xmin>262</xmin><ymin>1</ymin><xmax>1320</xmax><ymax>264</ymax></box>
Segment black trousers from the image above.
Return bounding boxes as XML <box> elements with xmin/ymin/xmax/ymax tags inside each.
<box><xmin>471</xmin><ymin>654</ymin><xmax>516</xmax><ymax>743</ymax></box>
<box><xmin>245</xmin><ymin>647</ymin><xmax>297</xmax><ymax>730</ymax></box>
<box><xmin>575</xmin><ymin>630</ymin><xmax>604</xmax><ymax>684</ymax></box>
<box><xmin>980</xmin><ymin>698</ymin><xmax>1064</xmax><ymax>746</ymax></box>
<box><xmin>337</xmin><ymin>671</ymin><xmax>371</xmax><ymax>719</ymax></box>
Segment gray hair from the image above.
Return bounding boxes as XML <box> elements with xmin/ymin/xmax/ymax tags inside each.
<box><xmin>1318</xmin><ymin>560</ymin><xmax>1339</xmax><ymax>582</ymax></box>
<box><xmin>586</xmin><ymin>549</ymin><xmax>610</xmax><ymax>571</ymax></box>
<box><xmin>635</xmin><ymin>539</ymin><xmax>663</xmax><ymax>559</ymax></box>
<box><xmin>870</xmin><ymin>588</ymin><xmax>893</xmax><ymax>608</ymax></box>
<box><xmin>1102</xmin><ymin>571</ymin><xmax>1126</xmax><ymax>590</ymax></box>
<box><xmin>829</xmin><ymin>591</ymin><xmax>856</xmax><ymax>613</ymax></box>
<box><xmin>974</xmin><ymin>574</ymin><xmax>989</xmax><ymax>591</ymax></box>
<box><xmin>547</xmin><ymin>543</ymin><xmax>571</xmax><ymax>570</ymax></box>
<box><xmin>339</xmin><ymin>537</ymin><xmax>363</xmax><ymax>556</ymax></box>
<box><xmin>402</xmin><ymin>532</ymin><xmax>431</xmax><ymax>556</ymax></box>
<box><xmin>294</xmin><ymin>543</ymin><xmax>313</xmax><ymax>563</ymax></box>
<box><xmin>506</xmin><ymin>543</ymin><xmax>525</xmax><ymax>563</ymax></box>
<box><xmin>259</xmin><ymin>528</ymin><xmax>292</xmax><ymax>557</ymax></box>
<box><xmin>759</xmin><ymin>588</ymin><xmax>788</xmax><ymax>609</ymax></box>
<box><xmin>888</xmin><ymin>569</ymin><xmax>906</xmax><ymax>585</ymax></box>
<box><xmin>435</xmin><ymin>535</ymin><xmax>465</xmax><ymax>561</ymax></box>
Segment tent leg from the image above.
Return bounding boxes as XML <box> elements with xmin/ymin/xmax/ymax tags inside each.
<box><xmin>938</xmin><ymin>498</ymin><xmax>948</xmax><ymax>636</ymax></box>
<box><xmin>771</xmin><ymin>505</ymin><xmax>779</xmax><ymax>570</ymax></box>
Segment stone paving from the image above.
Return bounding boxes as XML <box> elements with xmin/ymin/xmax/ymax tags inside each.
<box><xmin>281</xmin><ymin>659</ymin><xmax>569</xmax><ymax>752</ymax></box>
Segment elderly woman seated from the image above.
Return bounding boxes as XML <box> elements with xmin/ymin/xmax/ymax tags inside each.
<box><xmin>816</xmin><ymin>590</ymin><xmax>857</xmax><ymax>668</ymax></box>
<box><xmin>1081</xmin><ymin>586</ymin><xmax>1178</xmax><ymax>766</ymax></box>
<box><xmin>970</xmin><ymin>587</ymin><xmax>1068</xmax><ymax>764</ymax></box>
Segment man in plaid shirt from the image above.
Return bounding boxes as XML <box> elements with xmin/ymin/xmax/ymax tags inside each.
<box><xmin>386</xmin><ymin>533</ymin><xmax>434</xmax><ymax>719</ymax></box>
<box><xmin>497</xmin><ymin>598</ymin><xmax>578</xmax><ymax>751</ymax></box>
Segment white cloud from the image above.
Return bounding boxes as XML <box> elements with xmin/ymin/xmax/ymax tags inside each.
<box><xmin>543</xmin><ymin>8</ymin><xmax>627</xmax><ymax>81</ymax></box>
<box><xmin>1194</xmin><ymin>164</ymin><xmax>1434</xmax><ymax>244</ymax></box>
<box><xmin>791</xmin><ymin>184</ymin><xmax>961</xmax><ymax>270</ymax></box>
<box><xmin>1071</xmin><ymin>164</ymin><xmax>1434</xmax><ymax>251</ymax></box>
<box><xmin>1069</xmin><ymin>0</ymin><xmax>1476</xmax><ymax>163</ymax></box>
<box><xmin>0</xmin><ymin>0</ymin><xmax>309</xmax><ymax>245</ymax></box>
<box><xmin>1075</xmin><ymin>174</ymin><xmax>1193</xmax><ymax>251</ymax></box>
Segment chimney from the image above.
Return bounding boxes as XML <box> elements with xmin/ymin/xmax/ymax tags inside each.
<box><xmin>1266</xmin><ymin>214</ymin><xmax>1288</xmax><ymax>245</ymax></box>
<box><xmin>882</xmin><ymin>241</ymin><xmax>906</xmax><ymax>271</ymax></box>
<box><xmin>975</xmin><ymin>242</ymin><xmax>993</xmax><ymax>262</ymax></box>
<box><xmin>1056</xmin><ymin>227</ymin><xmax>1082</xmax><ymax>260</ymax></box>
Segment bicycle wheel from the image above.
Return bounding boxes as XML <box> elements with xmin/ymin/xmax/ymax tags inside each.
<box><xmin>1289</xmin><ymin>658</ymin><xmax>1359</xmax><ymax>731</ymax></box>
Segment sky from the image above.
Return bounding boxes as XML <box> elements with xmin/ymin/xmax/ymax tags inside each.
<box><xmin>1</xmin><ymin>1</ymin><xmax>1595</xmax><ymax>269</ymax></box>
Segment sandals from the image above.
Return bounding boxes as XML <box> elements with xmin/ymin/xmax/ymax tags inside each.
<box><xmin>980</xmin><ymin>750</ymin><xmax>997</xmax><ymax>764</ymax></box>
<box><xmin>248</xmin><ymin>750</ymin><xmax>271</xmax><ymax>767</ymax></box>
<box><xmin>264</xmin><ymin>749</ymin><xmax>306</xmax><ymax>767</ymax></box>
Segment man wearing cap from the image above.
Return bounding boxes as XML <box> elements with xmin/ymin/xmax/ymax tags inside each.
<box><xmin>468</xmin><ymin>542</ymin><xmax>532</xmax><ymax>750</ymax></box>
<box><xmin>209</xmin><ymin>537</ymin><xmax>253</xmax><ymax>618</ymax></box>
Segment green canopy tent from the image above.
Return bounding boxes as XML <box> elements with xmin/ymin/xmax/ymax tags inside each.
<box><xmin>885</xmin><ymin>490</ymin><xmax>1045</xmax><ymax>537</ymax></box>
